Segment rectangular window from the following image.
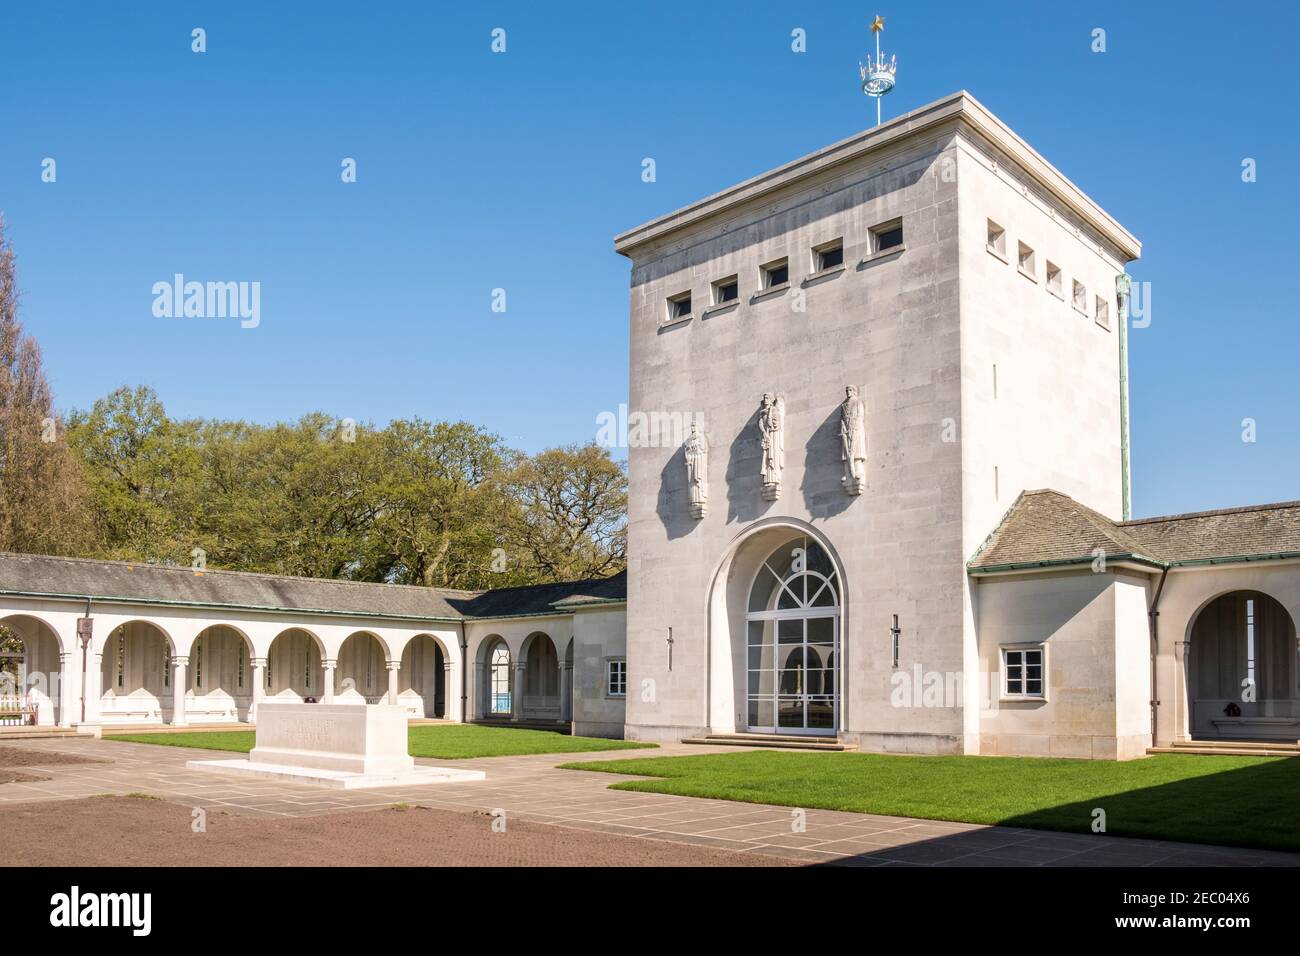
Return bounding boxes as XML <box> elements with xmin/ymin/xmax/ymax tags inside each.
<box><xmin>712</xmin><ymin>275</ymin><xmax>738</xmax><ymax>305</ymax></box>
<box><xmin>986</xmin><ymin>219</ymin><xmax>1006</xmax><ymax>258</ymax></box>
<box><xmin>607</xmin><ymin>660</ymin><xmax>627</xmax><ymax>697</ymax></box>
<box><xmin>194</xmin><ymin>637</ymin><xmax>202</xmax><ymax>688</ymax></box>
<box><xmin>761</xmin><ymin>257</ymin><xmax>789</xmax><ymax>289</ymax></box>
<box><xmin>163</xmin><ymin>651</ymin><xmax>170</xmax><ymax>688</ymax></box>
<box><xmin>1045</xmin><ymin>261</ymin><xmax>1062</xmax><ymax>298</ymax></box>
<box><xmin>1094</xmin><ymin>294</ymin><xmax>1110</xmax><ymax>330</ymax></box>
<box><xmin>116</xmin><ymin>633</ymin><xmax>125</xmax><ymax>689</ymax></box>
<box><xmin>813</xmin><ymin>239</ymin><xmax>843</xmax><ymax>272</ymax></box>
<box><xmin>238</xmin><ymin>652</ymin><xmax>244</xmax><ymax>689</ymax></box>
<box><xmin>666</xmin><ymin>290</ymin><xmax>692</xmax><ymax>322</ymax></box>
<box><xmin>1017</xmin><ymin>241</ymin><xmax>1035</xmax><ymax>279</ymax></box>
<box><xmin>1003</xmin><ymin>647</ymin><xmax>1045</xmax><ymax>698</ymax></box>
<box><xmin>1072</xmin><ymin>279</ymin><xmax>1087</xmax><ymax>313</ymax></box>
<box><xmin>871</xmin><ymin>219</ymin><xmax>904</xmax><ymax>253</ymax></box>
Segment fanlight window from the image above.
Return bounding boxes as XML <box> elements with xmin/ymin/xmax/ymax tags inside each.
<box><xmin>748</xmin><ymin>538</ymin><xmax>839</xmax><ymax>614</ymax></box>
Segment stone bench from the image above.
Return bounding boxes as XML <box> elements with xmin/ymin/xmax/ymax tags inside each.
<box><xmin>1211</xmin><ymin>717</ymin><xmax>1300</xmax><ymax>741</ymax></box>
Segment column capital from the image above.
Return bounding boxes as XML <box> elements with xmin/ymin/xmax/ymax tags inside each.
<box><xmin>172</xmin><ymin>655</ymin><xmax>190</xmax><ymax>667</ymax></box>
<box><xmin>386</xmin><ymin>659</ymin><xmax>401</xmax><ymax>671</ymax></box>
<box><xmin>250</xmin><ymin>657</ymin><xmax>267</xmax><ymax>668</ymax></box>
<box><xmin>322</xmin><ymin>659</ymin><xmax>338</xmax><ymax>669</ymax></box>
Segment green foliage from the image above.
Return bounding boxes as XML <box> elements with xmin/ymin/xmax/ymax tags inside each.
<box><xmin>61</xmin><ymin>388</ymin><xmax>626</xmax><ymax>588</ymax></box>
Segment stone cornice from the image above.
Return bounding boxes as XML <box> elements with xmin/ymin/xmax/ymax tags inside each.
<box><xmin>613</xmin><ymin>90</ymin><xmax>1141</xmax><ymax>263</ymax></box>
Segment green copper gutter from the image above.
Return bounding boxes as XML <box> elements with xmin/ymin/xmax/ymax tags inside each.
<box><xmin>967</xmin><ymin>552</ymin><xmax>1165</xmax><ymax>575</ymax></box>
<box><xmin>1116</xmin><ymin>273</ymin><xmax>1133</xmax><ymax>521</ymax></box>
<box><xmin>0</xmin><ymin>587</ymin><xmax>464</xmax><ymax>625</ymax></box>
<box><xmin>969</xmin><ymin>549</ymin><xmax>1300</xmax><ymax>576</ymax></box>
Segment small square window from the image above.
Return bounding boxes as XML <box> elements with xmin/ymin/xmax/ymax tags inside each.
<box><xmin>1017</xmin><ymin>241</ymin><xmax>1035</xmax><ymax>278</ymax></box>
<box><xmin>1095</xmin><ymin>295</ymin><xmax>1110</xmax><ymax>330</ymax></box>
<box><xmin>986</xmin><ymin>219</ymin><xmax>1006</xmax><ymax>258</ymax></box>
<box><xmin>607</xmin><ymin>660</ymin><xmax>627</xmax><ymax>697</ymax></box>
<box><xmin>1003</xmin><ymin>647</ymin><xmax>1045</xmax><ymax>699</ymax></box>
<box><xmin>872</xmin><ymin>220</ymin><xmax>904</xmax><ymax>253</ymax></box>
<box><xmin>712</xmin><ymin>275</ymin><xmax>738</xmax><ymax>305</ymax></box>
<box><xmin>1072</xmin><ymin>279</ymin><xmax>1087</xmax><ymax>313</ymax></box>
<box><xmin>1045</xmin><ymin>261</ymin><xmax>1062</xmax><ymax>297</ymax></box>
<box><xmin>666</xmin><ymin>290</ymin><xmax>692</xmax><ymax>322</ymax></box>
<box><xmin>813</xmin><ymin>239</ymin><xmax>844</xmax><ymax>273</ymax></box>
<box><xmin>761</xmin><ymin>258</ymin><xmax>789</xmax><ymax>289</ymax></box>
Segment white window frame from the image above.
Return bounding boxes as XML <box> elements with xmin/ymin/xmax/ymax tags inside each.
<box><xmin>1045</xmin><ymin>261</ymin><xmax>1063</xmax><ymax>299</ymax></box>
<box><xmin>986</xmin><ymin>219</ymin><xmax>1007</xmax><ymax>262</ymax></box>
<box><xmin>1001</xmin><ymin>644</ymin><xmax>1047</xmax><ymax>701</ymax></box>
<box><xmin>606</xmin><ymin>659</ymin><xmax>627</xmax><ymax>698</ymax></box>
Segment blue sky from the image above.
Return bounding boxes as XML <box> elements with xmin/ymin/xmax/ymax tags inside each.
<box><xmin>1</xmin><ymin>1</ymin><xmax>1296</xmax><ymax>518</ymax></box>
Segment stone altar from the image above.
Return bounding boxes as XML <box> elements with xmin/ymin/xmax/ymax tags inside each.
<box><xmin>186</xmin><ymin>702</ymin><xmax>485</xmax><ymax>789</ymax></box>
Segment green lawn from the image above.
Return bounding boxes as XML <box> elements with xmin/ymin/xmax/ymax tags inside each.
<box><xmin>560</xmin><ymin>750</ymin><xmax>1300</xmax><ymax>853</ymax></box>
<box><xmin>108</xmin><ymin>724</ymin><xmax>656</xmax><ymax>760</ymax></box>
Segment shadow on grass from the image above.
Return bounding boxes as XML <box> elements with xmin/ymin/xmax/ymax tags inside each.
<box><xmin>562</xmin><ymin>751</ymin><xmax>1300</xmax><ymax>856</ymax></box>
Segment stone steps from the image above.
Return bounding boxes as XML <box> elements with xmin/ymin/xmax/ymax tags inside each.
<box><xmin>0</xmin><ymin>726</ymin><xmax>79</xmax><ymax>741</ymax></box>
<box><xmin>1149</xmin><ymin>741</ymin><xmax>1300</xmax><ymax>758</ymax></box>
<box><xmin>469</xmin><ymin>718</ymin><xmax>571</xmax><ymax>735</ymax></box>
<box><xmin>681</xmin><ymin>733</ymin><xmax>855</xmax><ymax>752</ymax></box>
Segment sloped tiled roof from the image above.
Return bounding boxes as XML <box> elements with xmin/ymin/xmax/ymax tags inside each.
<box><xmin>969</xmin><ymin>490</ymin><xmax>1300</xmax><ymax>572</ymax></box>
<box><xmin>0</xmin><ymin>552</ymin><xmax>625</xmax><ymax>622</ymax></box>
<box><xmin>447</xmin><ymin>571</ymin><xmax>627</xmax><ymax>618</ymax></box>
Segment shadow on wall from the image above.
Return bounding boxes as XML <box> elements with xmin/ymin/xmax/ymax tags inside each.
<box><xmin>800</xmin><ymin>403</ymin><xmax>855</xmax><ymax>520</ymax></box>
<box><xmin>726</xmin><ymin>406</ymin><xmax>774</xmax><ymax>525</ymax></box>
<box><xmin>657</xmin><ymin>443</ymin><xmax>698</xmax><ymax>542</ymax></box>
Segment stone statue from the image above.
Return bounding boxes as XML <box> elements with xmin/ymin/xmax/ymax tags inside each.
<box><xmin>758</xmin><ymin>392</ymin><xmax>785</xmax><ymax>501</ymax></box>
<box><xmin>684</xmin><ymin>419</ymin><xmax>708</xmax><ymax>519</ymax></box>
<box><xmin>839</xmin><ymin>385</ymin><xmax>867</xmax><ymax>495</ymax></box>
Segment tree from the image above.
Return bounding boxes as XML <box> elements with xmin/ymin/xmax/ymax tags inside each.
<box><xmin>505</xmin><ymin>442</ymin><xmax>627</xmax><ymax>582</ymax></box>
<box><xmin>65</xmin><ymin>385</ymin><xmax>202</xmax><ymax>562</ymax></box>
<box><xmin>0</xmin><ymin>216</ymin><xmax>95</xmax><ymax>555</ymax></box>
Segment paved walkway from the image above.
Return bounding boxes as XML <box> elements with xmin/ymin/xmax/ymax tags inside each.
<box><xmin>2</xmin><ymin>736</ymin><xmax>1297</xmax><ymax>867</ymax></box>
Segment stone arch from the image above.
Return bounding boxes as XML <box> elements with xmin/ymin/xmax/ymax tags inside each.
<box><xmin>187</xmin><ymin>625</ymin><xmax>254</xmax><ymax>720</ymax></box>
<box><xmin>266</xmin><ymin>627</ymin><xmax>326</xmax><ymax>702</ymax></box>
<box><xmin>336</xmin><ymin>631</ymin><xmax>390</xmax><ymax>702</ymax></box>
<box><xmin>0</xmin><ymin>614</ymin><xmax>65</xmax><ymax>726</ymax></box>
<box><xmin>98</xmin><ymin>620</ymin><xmax>176</xmax><ymax>724</ymax></box>
<box><xmin>706</xmin><ymin>519</ymin><xmax>847</xmax><ymax>736</ymax></box>
<box><xmin>399</xmin><ymin>634</ymin><xmax>449</xmax><ymax>718</ymax></box>
<box><xmin>1187</xmin><ymin>589</ymin><xmax>1298</xmax><ymax>740</ymax></box>
<box><xmin>477</xmin><ymin>635</ymin><xmax>512</xmax><ymax>717</ymax></box>
<box><xmin>521</xmin><ymin>631</ymin><xmax>560</xmax><ymax>719</ymax></box>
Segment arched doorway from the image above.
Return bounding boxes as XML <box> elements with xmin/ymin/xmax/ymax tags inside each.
<box><xmin>1189</xmin><ymin>590</ymin><xmax>1299</xmax><ymax>740</ymax></box>
<box><xmin>399</xmin><ymin>635</ymin><xmax>446</xmax><ymax>718</ymax></box>
<box><xmin>188</xmin><ymin>625</ymin><xmax>252</xmax><ymax>721</ymax></box>
<box><xmin>266</xmin><ymin>628</ymin><xmax>325</xmax><ymax>701</ymax></box>
<box><xmin>100</xmin><ymin>621</ymin><xmax>174</xmax><ymax>724</ymax></box>
<box><xmin>745</xmin><ymin>536</ymin><xmax>841</xmax><ymax>734</ymax></box>
<box><xmin>521</xmin><ymin>632</ymin><xmax>560</xmax><ymax>720</ymax></box>
<box><xmin>337</xmin><ymin>632</ymin><xmax>388</xmax><ymax>703</ymax></box>
<box><xmin>0</xmin><ymin>616</ymin><xmax>63</xmax><ymax>726</ymax></box>
<box><xmin>480</xmin><ymin>637</ymin><xmax>512</xmax><ymax>716</ymax></box>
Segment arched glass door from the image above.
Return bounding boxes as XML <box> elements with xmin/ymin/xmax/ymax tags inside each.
<box><xmin>746</xmin><ymin>537</ymin><xmax>840</xmax><ymax>735</ymax></box>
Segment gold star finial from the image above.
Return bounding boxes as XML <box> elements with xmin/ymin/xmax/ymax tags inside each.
<box><xmin>870</xmin><ymin>15</ymin><xmax>885</xmax><ymax>33</ymax></box>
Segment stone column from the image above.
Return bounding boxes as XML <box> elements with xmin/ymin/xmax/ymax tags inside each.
<box><xmin>386</xmin><ymin>660</ymin><xmax>400</xmax><ymax>706</ymax></box>
<box><xmin>560</xmin><ymin>661</ymin><xmax>574</xmax><ymax>723</ymax></box>
<box><xmin>249</xmin><ymin>658</ymin><xmax>266</xmax><ymax>722</ymax></box>
<box><xmin>322</xmin><ymin>659</ymin><xmax>336</xmax><ymax>704</ymax></box>
<box><xmin>511</xmin><ymin>661</ymin><xmax>527</xmax><ymax>721</ymax></box>
<box><xmin>473</xmin><ymin>662</ymin><xmax>486</xmax><ymax>719</ymax></box>
<box><xmin>58</xmin><ymin>651</ymin><xmax>77</xmax><ymax>728</ymax></box>
<box><xmin>442</xmin><ymin>660</ymin><xmax>454</xmax><ymax>720</ymax></box>
<box><xmin>83</xmin><ymin>652</ymin><xmax>103</xmax><ymax>725</ymax></box>
<box><xmin>1173</xmin><ymin>641</ymin><xmax>1190</xmax><ymax>742</ymax></box>
<box><xmin>171</xmin><ymin>656</ymin><xmax>189</xmax><ymax>727</ymax></box>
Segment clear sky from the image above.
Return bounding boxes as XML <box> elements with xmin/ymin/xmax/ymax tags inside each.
<box><xmin>1</xmin><ymin>1</ymin><xmax>1295</xmax><ymax>518</ymax></box>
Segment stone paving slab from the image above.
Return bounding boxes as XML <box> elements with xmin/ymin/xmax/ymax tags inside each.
<box><xmin>1</xmin><ymin>736</ymin><xmax>1297</xmax><ymax>867</ymax></box>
